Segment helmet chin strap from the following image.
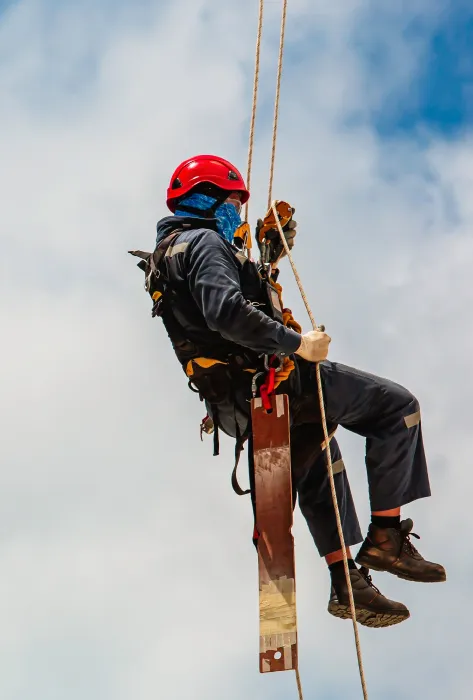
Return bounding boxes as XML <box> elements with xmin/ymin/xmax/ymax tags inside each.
<box><xmin>174</xmin><ymin>190</ymin><xmax>234</xmax><ymax>219</ymax></box>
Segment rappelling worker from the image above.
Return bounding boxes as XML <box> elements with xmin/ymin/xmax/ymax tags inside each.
<box><xmin>131</xmin><ymin>154</ymin><xmax>446</xmax><ymax>629</ymax></box>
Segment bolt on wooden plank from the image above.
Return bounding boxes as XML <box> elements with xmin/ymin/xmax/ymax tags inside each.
<box><xmin>251</xmin><ymin>393</ymin><xmax>298</xmax><ymax>674</ymax></box>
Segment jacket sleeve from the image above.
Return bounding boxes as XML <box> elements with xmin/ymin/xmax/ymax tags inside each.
<box><xmin>186</xmin><ymin>229</ymin><xmax>301</xmax><ymax>356</ymax></box>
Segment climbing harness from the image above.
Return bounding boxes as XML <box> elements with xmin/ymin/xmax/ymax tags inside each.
<box><xmin>130</xmin><ymin>220</ymin><xmax>300</xmax><ymax>495</ymax></box>
<box><xmin>244</xmin><ymin>2</ymin><xmax>369</xmax><ymax>699</ymax></box>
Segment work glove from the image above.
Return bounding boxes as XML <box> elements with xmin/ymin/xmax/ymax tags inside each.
<box><xmin>295</xmin><ymin>329</ymin><xmax>331</xmax><ymax>362</ymax></box>
<box><xmin>256</xmin><ymin>217</ymin><xmax>298</xmax><ymax>265</ymax></box>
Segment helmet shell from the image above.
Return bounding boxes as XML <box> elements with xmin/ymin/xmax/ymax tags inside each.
<box><xmin>166</xmin><ymin>154</ymin><xmax>250</xmax><ymax>212</ymax></box>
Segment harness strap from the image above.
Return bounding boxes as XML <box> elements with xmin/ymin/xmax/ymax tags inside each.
<box><xmin>211</xmin><ymin>404</ymin><xmax>220</xmax><ymax>457</ymax></box>
<box><xmin>246</xmin><ymin>432</ymin><xmax>259</xmax><ymax>549</ymax></box>
<box><xmin>153</xmin><ymin>231</ymin><xmax>182</xmax><ymax>268</ymax></box>
<box><xmin>129</xmin><ymin>230</ymin><xmax>183</xmax><ymax>271</ymax></box>
<box><xmin>231</xmin><ymin>435</ymin><xmax>251</xmax><ymax>496</ymax></box>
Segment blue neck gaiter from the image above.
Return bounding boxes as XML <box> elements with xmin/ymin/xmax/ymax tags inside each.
<box><xmin>174</xmin><ymin>193</ymin><xmax>242</xmax><ymax>244</ymax></box>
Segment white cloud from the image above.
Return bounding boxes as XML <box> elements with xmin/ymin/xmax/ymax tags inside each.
<box><xmin>1</xmin><ymin>1</ymin><xmax>472</xmax><ymax>698</ymax></box>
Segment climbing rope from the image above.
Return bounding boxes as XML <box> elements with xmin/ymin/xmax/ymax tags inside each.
<box><xmin>271</xmin><ymin>202</ymin><xmax>369</xmax><ymax>700</ymax></box>
<box><xmin>267</xmin><ymin>0</ymin><xmax>288</xmax><ymax>210</ymax></box>
<box><xmin>244</xmin><ymin>1</ymin><xmax>369</xmax><ymax>698</ymax></box>
<box><xmin>244</xmin><ymin>0</ymin><xmax>264</xmax><ymax>225</ymax></box>
<box><xmin>244</xmin><ymin>0</ymin><xmax>288</xmax><ymax>215</ymax></box>
<box><xmin>295</xmin><ymin>668</ymin><xmax>304</xmax><ymax>700</ymax></box>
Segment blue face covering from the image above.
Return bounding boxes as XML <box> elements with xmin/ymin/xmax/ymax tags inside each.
<box><xmin>174</xmin><ymin>192</ymin><xmax>242</xmax><ymax>244</ymax></box>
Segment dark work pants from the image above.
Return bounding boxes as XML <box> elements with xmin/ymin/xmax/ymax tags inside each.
<box><xmin>288</xmin><ymin>359</ymin><xmax>432</xmax><ymax>557</ymax></box>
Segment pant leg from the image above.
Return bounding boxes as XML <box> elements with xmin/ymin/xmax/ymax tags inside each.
<box><xmin>291</xmin><ymin>427</ymin><xmax>363</xmax><ymax>557</ymax></box>
<box><xmin>296</xmin><ymin>359</ymin><xmax>431</xmax><ymax>511</ymax></box>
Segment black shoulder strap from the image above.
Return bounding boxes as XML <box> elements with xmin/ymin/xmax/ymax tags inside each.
<box><xmin>129</xmin><ymin>230</ymin><xmax>183</xmax><ymax>272</ymax></box>
<box><xmin>153</xmin><ymin>230</ymin><xmax>183</xmax><ymax>268</ymax></box>
<box><xmin>231</xmin><ymin>435</ymin><xmax>251</xmax><ymax>496</ymax></box>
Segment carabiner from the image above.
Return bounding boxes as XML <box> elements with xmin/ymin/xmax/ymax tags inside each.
<box><xmin>263</xmin><ymin>354</ymin><xmax>282</xmax><ymax>372</ymax></box>
<box><xmin>251</xmin><ymin>371</ymin><xmax>265</xmax><ymax>398</ymax></box>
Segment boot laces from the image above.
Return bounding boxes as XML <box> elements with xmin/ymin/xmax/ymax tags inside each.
<box><xmin>401</xmin><ymin>529</ymin><xmax>421</xmax><ymax>557</ymax></box>
<box><xmin>359</xmin><ymin>566</ymin><xmax>381</xmax><ymax>594</ymax></box>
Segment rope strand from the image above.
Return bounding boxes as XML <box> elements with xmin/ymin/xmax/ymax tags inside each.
<box><xmin>244</xmin><ymin>0</ymin><xmax>264</xmax><ymax>225</ymax></box>
<box><xmin>247</xmin><ymin>1</ymin><xmax>369</xmax><ymax>697</ymax></box>
<box><xmin>271</xmin><ymin>202</ymin><xmax>369</xmax><ymax>700</ymax></box>
<box><xmin>295</xmin><ymin>668</ymin><xmax>304</xmax><ymax>700</ymax></box>
<box><xmin>267</xmin><ymin>0</ymin><xmax>288</xmax><ymax>209</ymax></box>
<box><xmin>267</xmin><ymin>5</ymin><xmax>307</xmax><ymax>699</ymax></box>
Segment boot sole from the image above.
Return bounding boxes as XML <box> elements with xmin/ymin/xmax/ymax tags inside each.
<box><xmin>355</xmin><ymin>557</ymin><xmax>447</xmax><ymax>583</ymax></box>
<box><xmin>328</xmin><ymin>601</ymin><xmax>410</xmax><ymax>628</ymax></box>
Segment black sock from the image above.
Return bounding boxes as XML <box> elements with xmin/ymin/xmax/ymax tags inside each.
<box><xmin>371</xmin><ymin>514</ymin><xmax>401</xmax><ymax>529</ymax></box>
<box><xmin>329</xmin><ymin>559</ymin><xmax>357</xmax><ymax>578</ymax></box>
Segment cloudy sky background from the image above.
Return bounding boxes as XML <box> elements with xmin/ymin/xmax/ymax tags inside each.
<box><xmin>1</xmin><ymin>0</ymin><xmax>472</xmax><ymax>698</ymax></box>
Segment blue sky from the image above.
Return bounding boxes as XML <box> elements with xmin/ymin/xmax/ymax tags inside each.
<box><xmin>367</xmin><ymin>8</ymin><xmax>473</xmax><ymax>136</ymax></box>
<box><xmin>1</xmin><ymin>2</ymin><xmax>473</xmax><ymax>700</ymax></box>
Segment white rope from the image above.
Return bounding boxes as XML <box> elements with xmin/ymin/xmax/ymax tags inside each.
<box><xmin>244</xmin><ymin>0</ymin><xmax>264</xmax><ymax>225</ymax></box>
<box><xmin>267</xmin><ymin>0</ymin><xmax>288</xmax><ymax>210</ymax></box>
<box><xmin>271</xmin><ymin>202</ymin><xmax>369</xmax><ymax>700</ymax></box>
<box><xmin>246</xmin><ymin>2</ymin><xmax>370</xmax><ymax>698</ymax></box>
<box><xmin>295</xmin><ymin>668</ymin><xmax>304</xmax><ymax>700</ymax></box>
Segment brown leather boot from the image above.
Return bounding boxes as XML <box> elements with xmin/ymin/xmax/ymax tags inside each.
<box><xmin>355</xmin><ymin>519</ymin><xmax>446</xmax><ymax>583</ymax></box>
<box><xmin>328</xmin><ymin>566</ymin><xmax>410</xmax><ymax>628</ymax></box>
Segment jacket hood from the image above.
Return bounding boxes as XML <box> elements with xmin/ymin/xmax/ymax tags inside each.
<box><xmin>155</xmin><ymin>215</ymin><xmax>219</xmax><ymax>245</ymax></box>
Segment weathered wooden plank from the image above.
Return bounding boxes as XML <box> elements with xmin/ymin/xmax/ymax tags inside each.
<box><xmin>251</xmin><ymin>394</ymin><xmax>298</xmax><ymax>674</ymax></box>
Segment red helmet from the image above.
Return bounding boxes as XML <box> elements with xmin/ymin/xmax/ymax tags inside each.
<box><xmin>166</xmin><ymin>154</ymin><xmax>250</xmax><ymax>212</ymax></box>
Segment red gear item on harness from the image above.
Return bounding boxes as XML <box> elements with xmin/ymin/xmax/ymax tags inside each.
<box><xmin>166</xmin><ymin>155</ymin><xmax>250</xmax><ymax>212</ymax></box>
<box><xmin>259</xmin><ymin>365</ymin><xmax>277</xmax><ymax>412</ymax></box>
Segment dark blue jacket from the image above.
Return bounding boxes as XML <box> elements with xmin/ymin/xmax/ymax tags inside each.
<box><xmin>155</xmin><ymin>215</ymin><xmax>301</xmax><ymax>360</ymax></box>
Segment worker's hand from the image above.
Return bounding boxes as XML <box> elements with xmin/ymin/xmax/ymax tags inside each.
<box><xmin>295</xmin><ymin>329</ymin><xmax>331</xmax><ymax>362</ymax></box>
<box><xmin>256</xmin><ymin>218</ymin><xmax>297</xmax><ymax>265</ymax></box>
